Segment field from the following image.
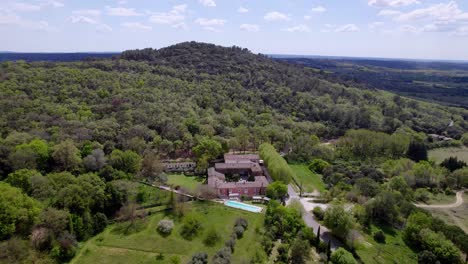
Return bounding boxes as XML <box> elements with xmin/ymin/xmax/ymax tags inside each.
<box><xmin>356</xmin><ymin>225</ymin><xmax>417</xmax><ymax>264</ymax></box>
<box><xmin>166</xmin><ymin>174</ymin><xmax>203</xmax><ymax>193</ymax></box>
<box><xmin>289</xmin><ymin>164</ymin><xmax>326</xmax><ymax>193</ymax></box>
<box><xmin>429</xmin><ymin>146</ymin><xmax>468</xmax><ymax>163</ymax></box>
<box><xmin>72</xmin><ymin>201</ymin><xmax>265</xmax><ymax>264</ymax></box>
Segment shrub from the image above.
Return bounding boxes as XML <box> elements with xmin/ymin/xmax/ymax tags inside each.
<box><xmin>308</xmin><ymin>159</ymin><xmax>330</xmax><ymax>174</ymax></box>
<box><xmin>233</xmin><ymin>226</ymin><xmax>245</xmax><ymax>239</ymax></box>
<box><xmin>234</xmin><ymin>218</ymin><xmax>248</xmax><ymax>230</ymax></box>
<box><xmin>330</xmin><ymin>248</ymin><xmax>358</xmax><ymax>264</ymax></box>
<box><xmin>212</xmin><ymin>247</ymin><xmax>232</xmax><ymax>264</ymax></box>
<box><xmin>157</xmin><ymin>219</ymin><xmax>174</xmax><ymax>235</ymax></box>
<box><xmin>414</xmin><ymin>188</ymin><xmax>430</xmax><ymax>203</ymax></box>
<box><xmin>180</xmin><ymin>214</ymin><xmax>202</xmax><ymax>240</ymax></box>
<box><xmin>225</xmin><ymin>238</ymin><xmax>236</xmax><ymax>252</ymax></box>
<box><xmin>188</xmin><ymin>252</ymin><xmax>208</xmax><ymax>264</ymax></box>
<box><xmin>312</xmin><ymin>206</ymin><xmax>325</xmax><ymax>220</ymax></box>
<box><xmin>203</xmin><ymin>228</ymin><xmax>220</xmax><ymax>247</ymax></box>
<box><xmin>373</xmin><ymin>230</ymin><xmax>386</xmax><ymax>243</ymax></box>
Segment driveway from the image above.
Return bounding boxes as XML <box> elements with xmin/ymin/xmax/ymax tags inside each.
<box><xmin>286</xmin><ymin>184</ymin><xmax>343</xmax><ymax>250</ymax></box>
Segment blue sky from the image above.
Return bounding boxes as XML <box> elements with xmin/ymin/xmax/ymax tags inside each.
<box><xmin>1</xmin><ymin>0</ymin><xmax>468</xmax><ymax>60</ymax></box>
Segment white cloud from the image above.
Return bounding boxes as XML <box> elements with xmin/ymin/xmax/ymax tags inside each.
<box><xmin>311</xmin><ymin>6</ymin><xmax>326</xmax><ymax>13</ymax></box>
<box><xmin>72</xmin><ymin>9</ymin><xmax>101</xmax><ymax>17</ymax></box>
<box><xmin>284</xmin><ymin>24</ymin><xmax>310</xmax><ymax>32</ymax></box>
<box><xmin>368</xmin><ymin>21</ymin><xmax>384</xmax><ymax>30</ymax></box>
<box><xmin>452</xmin><ymin>26</ymin><xmax>468</xmax><ymax>36</ymax></box>
<box><xmin>394</xmin><ymin>1</ymin><xmax>468</xmax><ymax>22</ymax></box>
<box><xmin>96</xmin><ymin>23</ymin><xmax>112</xmax><ymax>32</ymax></box>
<box><xmin>378</xmin><ymin>9</ymin><xmax>402</xmax><ymax>16</ymax></box>
<box><xmin>304</xmin><ymin>15</ymin><xmax>312</xmax><ymax>20</ymax></box>
<box><xmin>194</xmin><ymin>18</ymin><xmax>226</xmax><ymax>26</ymax></box>
<box><xmin>11</xmin><ymin>3</ymin><xmax>41</xmax><ymax>12</ymax></box>
<box><xmin>106</xmin><ymin>6</ymin><xmax>142</xmax><ymax>17</ymax></box>
<box><xmin>0</xmin><ymin>9</ymin><xmax>51</xmax><ymax>31</ymax></box>
<box><xmin>202</xmin><ymin>26</ymin><xmax>221</xmax><ymax>32</ymax></box>
<box><xmin>264</xmin><ymin>11</ymin><xmax>290</xmax><ymax>21</ymax></box>
<box><xmin>122</xmin><ymin>22</ymin><xmax>152</xmax><ymax>31</ymax></box>
<box><xmin>238</xmin><ymin>6</ymin><xmax>248</xmax><ymax>13</ymax></box>
<box><xmin>335</xmin><ymin>24</ymin><xmax>360</xmax><ymax>32</ymax></box>
<box><xmin>400</xmin><ymin>24</ymin><xmax>419</xmax><ymax>33</ymax></box>
<box><xmin>68</xmin><ymin>15</ymin><xmax>97</xmax><ymax>24</ymax></box>
<box><xmin>4</xmin><ymin>0</ymin><xmax>63</xmax><ymax>12</ymax></box>
<box><xmin>199</xmin><ymin>0</ymin><xmax>216</xmax><ymax>7</ymax></box>
<box><xmin>369</xmin><ymin>0</ymin><xmax>420</xmax><ymax>8</ymax></box>
<box><xmin>149</xmin><ymin>5</ymin><xmax>186</xmax><ymax>26</ymax></box>
<box><xmin>240</xmin><ymin>23</ymin><xmax>259</xmax><ymax>32</ymax></box>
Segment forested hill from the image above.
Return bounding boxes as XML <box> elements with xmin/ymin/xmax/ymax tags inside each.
<box><xmin>0</xmin><ymin>42</ymin><xmax>467</xmax><ymax>164</ymax></box>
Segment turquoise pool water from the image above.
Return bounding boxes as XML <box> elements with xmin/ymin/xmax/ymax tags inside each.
<box><xmin>224</xmin><ymin>200</ymin><xmax>263</xmax><ymax>213</ymax></box>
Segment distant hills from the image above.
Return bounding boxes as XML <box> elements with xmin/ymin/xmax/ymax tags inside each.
<box><xmin>0</xmin><ymin>52</ymin><xmax>119</xmax><ymax>62</ymax></box>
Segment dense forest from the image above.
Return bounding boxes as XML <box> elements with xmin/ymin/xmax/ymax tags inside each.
<box><xmin>0</xmin><ymin>41</ymin><xmax>468</xmax><ymax>263</ymax></box>
<box><xmin>277</xmin><ymin>57</ymin><xmax>468</xmax><ymax>108</ymax></box>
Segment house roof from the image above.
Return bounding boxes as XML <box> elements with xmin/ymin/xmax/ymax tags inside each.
<box><xmin>224</xmin><ymin>154</ymin><xmax>260</xmax><ymax>161</ymax></box>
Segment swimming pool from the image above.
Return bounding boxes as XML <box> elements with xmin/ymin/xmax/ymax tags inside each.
<box><xmin>224</xmin><ymin>200</ymin><xmax>263</xmax><ymax>213</ymax></box>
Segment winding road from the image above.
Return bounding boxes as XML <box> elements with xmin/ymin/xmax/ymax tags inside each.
<box><xmin>414</xmin><ymin>190</ymin><xmax>464</xmax><ymax>209</ymax></box>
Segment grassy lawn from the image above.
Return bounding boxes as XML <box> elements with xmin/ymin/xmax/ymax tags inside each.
<box><xmin>289</xmin><ymin>164</ymin><xmax>326</xmax><ymax>193</ymax></box>
<box><xmin>72</xmin><ymin>201</ymin><xmax>266</xmax><ymax>264</ymax></box>
<box><xmin>356</xmin><ymin>225</ymin><xmax>417</xmax><ymax>264</ymax></box>
<box><xmin>429</xmin><ymin>146</ymin><xmax>468</xmax><ymax>163</ymax></box>
<box><xmin>166</xmin><ymin>174</ymin><xmax>203</xmax><ymax>193</ymax></box>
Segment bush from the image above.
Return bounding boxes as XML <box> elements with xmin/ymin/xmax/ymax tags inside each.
<box><xmin>233</xmin><ymin>226</ymin><xmax>245</xmax><ymax>239</ymax></box>
<box><xmin>308</xmin><ymin>159</ymin><xmax>330</xmax><ymax>174</ymax></box>
<box><xmin>180</xmin><ymin>214</ymin><xmax>202</xmax><ymax>240</ymax></box>
<box><xmin>225</xmin><ymin>238</ymin><xmax>236</xmax><ymax>252</ymax></box>
<box><xmin>330</xmin><ymin>248</ymin><xmax>358</xmax><ymax>264</ymax></box>
<box><xmin>373</xmin><ymin>230</ymin><xmax>386</xmax><ymax>243</ymax></box>
<box><xmin>414</xmin><ymin>188</ymin><xmax>430</xmax><ymax>203</ymax></box>
<box><xmin>212</xmin><ymin>247</ymin><xmax>232</xmax><ymax>264</ymax></box>
<box><xmin>234</xmin><ymin>218</ymin><xmax>248</xmax><ymax>230</ymax></box>
<box><xmin>312</xmin><ymin>207</ymin><xmax>325</xmax><ymax>220</ymax></box>
<box><xmin>203</xmin><ymin>228</ymin><xmax>220</xmax><ymax>247</ymax></box>
<box><xmin>188</xmin><ymin>252</ymin><xmax>208</xmax><ymax>264</ymax></box>
<box><xmin>157</xmin><ymin>219</ymin><xmax>174</xmax><ymax>235</ymax></box>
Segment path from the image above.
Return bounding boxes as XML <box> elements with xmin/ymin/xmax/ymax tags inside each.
<box><xmin>414</xmin><ymin>190</ymin><xmax>464</xmax><ymax>209</ymax></box>
<box><xmin>286</xmin><ymin>184</ymin><xmax>343</xmax><ymax>250</ymax></box>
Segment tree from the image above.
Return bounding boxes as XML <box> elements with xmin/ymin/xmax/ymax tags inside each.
<box><xmin>355</xmin><ymin>178</ymin><xmax>379</xmax><ymax>197</ymax></box>
<box><xmin>324</xmin><ymin>203</ymin><xmax>354</xmax><ymax>240</ymax></box>
<box><xmin>83</xmin><ymin>149</ymin><xmax>106</xmax><ymax>171</ymax></box>
<box><xmin>109</xmin><ymin>149</ymin><xmax>141</xmax><ymax>174</ymax></box>
<box><xmin>38</xmin><ymin>208</ymin><xmax>70</xmax><ymax>236</ymax></box>
<box><xmin>157</xmin><ymin>219</ymin><xmax>174</xmax><ymax>235</ymax></box>
<box><xmin>330</xmin><ymin>248</ymin><xmax>358</xmax><ymax>264</ymax></box>
<box><xmin>461</xmin><ymin>133</ymin><xmax>468</xmax><ymax>147</ymax></box>
<box><xmin>9</xmin><ymin>139</ymin><xmax>50</xmax><ymax>171</ymax></box>
<box><xmin>188</xmin><ymin>252</ymin><xmax>208</xmax><ymax>264</ymax></box>
<box><xmin>266</xmin><ymin>181</ymin><xmax>288</xmax><ymax>201</ymax></box>
<box><xmin>407</xmin><ymin>140</ymin><xmax>427</xmax><ymax>162</ymax></box>
<box><xmin>0</xmin><ymin>182</ymin><xmax>41</xmax><ymax>239</ymax></box>
<box><xmin>403</xmin><ymin>211</ymin><xmax>432</xmax><ymax>247</ymax></box>
<box><xmin>5</xmin><ymin>169</ymin><xmax>42</xmax><ymax>195</ymax></box>
<box><xmin>212</xmin><ymin>247</ymin><xmax>231</xmax><ymax>264</ymax></box>
<box><xmin>365</xmin><ymin>191</ymin><xmax>399</xmax><ymax>225</ymax></box>
<box><xmin>234</xmin><ymin>125</ymin><xmax>250</xmax><ymax>152</ymax></box>
<box><xmin>388</xmin><ymin>176</ymin><xmax>412</xmax><ymax>198</ymax></box>
<box><xmin>192</xmin><ymin>137</ymin><xmax>223</xmax><ymax>171</ymax></box>
<box><xmin>440</xmin><ymin>157</ymin><xmax>466</xmax><ymax>172</ymax></box>
<box><xmin>308</xmin><ymin>159</ymin><xmax>330</xmax><ymax>174</ymax></box>
<box><xmin>290</xmin><ymin>238</ymin><xmax>311</xmax><ymax>264</ymax></box>
<box><xmin>52</xmin><ymin>140</ymin><xmax>82</xmax><ymax>171</ymax></box>
<box><xmin>180</xmin><ymin>214</ymin><xmax>203</xmax><ymax>240</ymax></box>
<box><xmin>138</xmin><ymin>151</ymin><xmax>165</xmax><ymax>183</ymax></box>
<box><xmin>203</xmin><ymin>228</ymin><xmax>220</xmax><ymax>246</ymax></box>
<box><xmin>418</xmin><ymin>228</ymin><xmax>461</xmax><ymax>264</ymax></box>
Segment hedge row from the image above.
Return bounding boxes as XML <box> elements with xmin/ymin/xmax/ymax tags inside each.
<box><xmin>259</xmin><ymin>143</ymin><xmax>293</xmax><ymax>184</ymax></box>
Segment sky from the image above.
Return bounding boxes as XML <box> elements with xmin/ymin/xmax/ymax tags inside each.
<box><xmin>1</xmin><ymin>0</ymin><xmax>468</xmax><ymax>60</ymax></box>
